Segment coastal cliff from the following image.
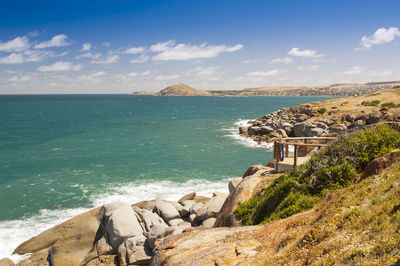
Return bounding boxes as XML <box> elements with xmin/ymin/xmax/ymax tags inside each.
<box><xmin>3</xmin><ymin>88</ymin><xmax>400</xmax><ymax>265</ymax></box>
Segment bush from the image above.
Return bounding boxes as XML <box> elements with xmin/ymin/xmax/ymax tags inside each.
<box><xmin>317</xmin><ymin>108</ymin><xmax>327</xmax><ymax>114</ymax></box>
<box><xmin>380</xmin><ymin>107</ymin><xmax>389</xmax><ymax>112</ymax></box>
<box><xmin>235</xmin><ymin>125</ymin><xmax>400</xmax><ymax>225</ymax></box>
<box><xmin>381</xmin><ymin>102</ymin><xmax>396</xmax><ymax>108</ymax></box>
<box><xmin>361</xmin><ymin>100</ymin><xmax>380</xmax><ymax>107</ymax></box>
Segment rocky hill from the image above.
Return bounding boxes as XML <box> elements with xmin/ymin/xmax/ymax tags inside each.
<box><xmin>156</xmin><ymin>83</ymin><xmax>211</xmax><ymax>96</ymax></box>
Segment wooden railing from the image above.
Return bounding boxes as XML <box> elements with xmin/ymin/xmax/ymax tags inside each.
<box><xmin>274</xmin><ymin>137</ymin><xmax>336</xmax><ymax>168</ymax></box>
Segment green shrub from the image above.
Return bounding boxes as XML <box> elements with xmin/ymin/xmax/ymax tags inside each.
<box><xmin>381</xmin><ymin>102</ymin><xmax>396</xmax><ymax>108</ymax></box>
<box><xmin>235</xmin><ymin>125</ymin><xmax>400</xmax><ymax>225</ymax></box>
<box><xmin>361</xmin><ymin>100</ymin><xmax>380</xmax><ymax>107</ymax></box>
<box><xmin>380</xmin><ymin>107</ymin><xmax>389</xmax><ymax>112</ymax></box>
<box><xmin>317</xmin><ymin>108</ymin><xmax>327</xmax><ymax>114</ymax></box>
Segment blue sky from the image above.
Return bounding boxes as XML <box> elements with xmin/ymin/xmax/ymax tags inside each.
<box><xmin>0</xmin><ymin>0</ymin><xmax>399</xmax><ymax>94</ymax></box>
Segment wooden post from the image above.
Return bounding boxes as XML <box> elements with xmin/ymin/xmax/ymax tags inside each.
<box><xmin>293</xmin><ymin>145</ymin><xmax>298</xmax><ymax>167</ymax></box>
<box><xmin>304</xmin><ymin>139</ymin><xmax>308</xmax><ymax>155</ymax></box>
<box><xmin>285</xmin><ymin>144</ymin><xmax>289</xmax><ymax>158</ymax></box>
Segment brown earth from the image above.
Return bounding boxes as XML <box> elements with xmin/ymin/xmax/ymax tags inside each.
<box><xmin>156</xmin><ymin>83</ymin><xmax>211</xmax><ymax>96</ymax></box>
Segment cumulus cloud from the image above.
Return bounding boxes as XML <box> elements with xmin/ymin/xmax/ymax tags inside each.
<box><xmin>298</xmin><ymin>65</ymin><xmax>320</xmax><ymax>71</ymax></box>
<box><xmin>80</xmin><ymin>43</ymin><xmax>91</xmax><ymax>51</ymax></box>
<box><xmin>150</xmin><ymin>40</ymin><xmax>243</xmax><ymax>61</ymax></box>
<box><xmin>189</xmin><ymin>66</ymin><xmax>217</xmax><ymax>76</ymax></box>
<box><xmin>288</xmin><ymin>47</ymin><xmax>324</xmax><ymax>58</ymax></box>
<box><xmin>76</xmin><ymin>52</ymin><xmax>102</xmax><ymax>60</ymax></box>
<box><xmin>34</xmin><ymin>34</ymin><xmax>70</xmax><ymax>49</ymax></box>
<box><xmin>270</xmin><ymin>57</ymin><xmax>294</xmax><ymax>64</ymax></box>
<box><xmin>129</xmin><ymin>55</ymin><xmax>149</xmax><ymax>63</ymax></box>
<box><xmin>247</xmin><ymin>69</ymin><xmax>280</xmax><ymax>77</ymax></box>
<box><xmin>78</xmin><ymin>71</ymin><xmax>106</xmax><ymax>82</ymax></box>
<box><xmin>0</xmin><ymin>36</ymin><xmax>31</xmax><ymax>52</ymax></box>
<box><xmin>155</xmin><ymin>74</ymin><xmax>180</xmax><ymax>80</ymax></box>
<box><xmin>358</xmin><ymin>27</ymin><xmax>400</xmax><ymax>50</ymax></box>
<box><xmin>38</xmin><ymin>61</ymin><xmax>82</xmax><ymax>72</ymax></box>
<box><xmin>8</xmin><ymin>75</ymin><xmax>34</xmax><ymax>82</ymax></box>
<box><xmin>91</xmin><ymin>55</ymin><xmax>119</xmax><ymax>64</ymax></box>
<box><xmin>343</xmin><ymin>65</ymin><xmax>363</xmax><ymax>75</ymax></box>
<box><xmin>0</xmin><ymin>50</ymin><xmax>55</xmax><ymax>64</ymax></box>
<box><xmin>124</xmin><ymin>46</ymin><xmax>145</xmax><ymax>54</ymax></box>
<box><xmin>140</xmin><ymin>70</ymin><xmax>151</xmax><ymax>76</ymax></box>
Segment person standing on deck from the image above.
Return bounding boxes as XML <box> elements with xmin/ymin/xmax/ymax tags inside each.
<box><xmin>276</xmin><ymin>130</ymin><xmax>287</xmax><ymax>161</ymax></box>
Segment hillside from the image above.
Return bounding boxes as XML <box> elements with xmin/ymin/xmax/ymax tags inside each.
<box><xmin>153</xmin><ymin>127</ymin><xmax>400</xmax><ymax>265</ymax></box>
<box><xmin>156</xmin><ymin>83</ymin><xmax>211</xmax><ymax>96</ymax></box>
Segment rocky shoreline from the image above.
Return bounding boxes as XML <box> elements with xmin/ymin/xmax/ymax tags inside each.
<box><xmin>240</xmin><ymin>102</ymin><xmax>400</xmax><ymax>145</ymax></box>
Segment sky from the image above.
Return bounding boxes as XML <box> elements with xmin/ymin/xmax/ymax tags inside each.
<box><xmin>0</xmin><ymin>0</ymin><xmax>399</xmax><ymax>94</ymax></box>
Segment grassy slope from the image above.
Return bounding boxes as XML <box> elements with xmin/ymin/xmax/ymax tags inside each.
<box><xmin>242</xmin><ymin>158</ymin><xmax>400</xmax><ymax>265</ymax></box>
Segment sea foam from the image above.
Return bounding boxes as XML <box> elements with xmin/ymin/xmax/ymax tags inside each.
<box><xmin>0</xmin><ymin>178</ymin><xmax>230</xmax><ymax>260</ymax></box>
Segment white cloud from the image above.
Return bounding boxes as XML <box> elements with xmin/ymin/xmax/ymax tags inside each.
<box><xmin>270</xmin><ymin>57</ymin><xmax>294</xmax><ymax>64</ymax></box>
<box><xmin>155</xmin><ymin>74</ymin><xmax>180</xmax><ymax>80</ymax></box>
<box><xmin>76</xmin><ymin>52</ymin><xmax>102</xmax><ymax>60</ymax></box>
<box><xmin>8</xmin><ymin>75</ymin><xmax>33</xmax><ymax>82</ymax></box>
<box><xmin>358</xmin><ymin>27</ymin><xmax>400</xmax><ymax>50</ymax></box>
<box><xmin>0</xmin><ymin>50</ymin><xmax>55</xmax><ymax>64</ymax></box>
<box><xmin>140</xmin><ymin>70</ymin><xmax>151</xmax><ymax>76</ymax></box>
<box><xmin>369</xmin><ymin>69</ymin><xmax>394</xmax><ymax>77</ymax></box>
<box><xmin>123</xmin><ymin>46</ymin><xmax>145</xmax><ymax>54</ymax></box>
<box><xmin>38</xmin><ymin>61</ymin><xmax>82</xmax><ymax>72</ymax></box>
<box><xmin>78</xmin><ymin>71</ymin><xmax>106</xmax><ymax>82</ymax></box>
<box><xmin>150</xmin><ymin>41</ymin><xmax>243</xmax><ymax>61</ymax></box>
<box><xmin>190</xmin><ymin>66</ymin><xmax>217</xmax><ymax>76</ymax></box>
<box><xmin>91</xmin><ymin>55</ymin><xmax>119</xmax><ymax>64</ymax></box>
<box><xmin>247</xmin><ymin>69</ymin><xmax>280</xmax><ymax>77</ymax></box>
<box><xmin>129</xmin><ymin>55</ymin><xmax>149</xmax><ymax>63</ymax></box>
<box><xmin>343</xmin><ymin>65</ymin><xmax>363</xmax><ymax>75</ymax></box>
<box><xmin>80</xmin><ymin>43</ymin><xmax>91</xmax><ymax>51</ymax></box>
<box><xmin>34</xmin><ymin>34</ymin><xmax>70</xmax><ymax>49</ymax></box>
<box><xmin>288</xmin><ymin>47</ymin><xmax>324</xmax><ymax>58</ymax></box>
<box><xmin>242</xmin><ymin>58</ymin><xmax>268</xmax><ymax>64</ymax></box>
<box><xmin>298</xmin><ymin>65</ymin><xmax>320</xmax><ymax>71</ymax></box>
<box><xmin>0</xmin><ymin>36</ymin><xmax>31</xmax><ymax>52</ymax></box>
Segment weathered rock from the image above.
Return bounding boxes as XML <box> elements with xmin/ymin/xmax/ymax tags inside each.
<box><xmin>154</xmin><ymin>199</ymin><xmax>181</xmax><ymax>223</ymax></box>
<box><xmin>0</xmin><ymin>258</ymin><xmax>14</xmax><ymax>266</ymax></box>
<box><xmin>190</xmin><ymin>202</ymin><xmax>204</xmax><ymax>215</ymax></box>
<box><xmin>132</xmin><ymin>200</ymin><xmax>155</xmax><ymax>211</ymax></box>
<box><xmin>260</xmin><ymin>126</ymin><xmax>275</xmax><ymax>134</ymax></box>
<box><xmin>248</xmin><ymin>126</ymin><xmax>261</xmax><ymax>136</ymax></box>
<box><xmin>366</xmin><ymin>112</ymin><xmax>382</xmax><ymax>125</ymax></box>
<box><xmin>152</xmin><ymin>226</ymin><xmax>261</xmax><ymax>265</ymax></box>
<box><xmin>169</xmin><ymin>201</ymin><xmax>184</xmax><ymax>216</ymax></box>
<box><xmin>242</xmin><ymin>165</ymin><xmax>265</xmax><ymax>178</ymax></box>
<box><xmin>179</xmin><ymin>200</ymin><xmax>195</xmax><ymax>218</ymax></box>
<box><xmin>188</xmin><ymin>213</ymin><xmax>198</xmax><ymax>225</ymax></box>
<box><xmin>228</xmin><ymin>178</ymin><xmax>242</xmax><ymax>193</ymax></box>
<box><xmin>214</xmin><ymin>175</ymin><xmax>264</xmax><ymax>227</ymax></box>
<box><xmin>212</xmin><ymin>191</ymin><xmax>228</xmax><ymax>198</ymax></box>
<box><xmin>177</xmin><ymin>192</ymin><xmax>196</xmax><ymax>203</ymax></box>
<box><xmin>201</xmin><ymin>218</ymin><xmax>217</xmax><ymax>228</ymax></box>
<box><xmin>164</xmin><ymin>222</ymin><xmax>192</xmax><ymax>237</ymax></box>
<box><xmin>98</xmin><ymin>203</ymin><xmax>145</xmax><ymax>251</ymax></box>
<box><xmin>147</xmin><ymin>223</ymin><xmax>169</xmax><ymax>250</ymax></box>
<box><xmin>118</xmin><ymin>235</ymin><xmax>149</xmax><ymax>266</ymax></box>
<box><xmin>239</xmin><ymin>126</ymin><xmax>248</xmax><ymax>135</ymax></box>
<box><xmin>134</xmin><ymin>208</ymin><xmax>166</xmax><ymax>232</ymax></box>
<box><xmin>345</xmin><ymin>114</ymin><xmax>356</xmax><ymax>123</ymax></box>
<box><xmin>329</xmin><ymin>124</ymin><xmax>347</xmax><ymax>134</ymax></box>
<box><xmin>310</xmin><ymin>127</ymin><xmax>325</xmax><ymax>137</ymax></box>
<box><xmin>348</xmin><ymin>119</ymin><xmax>365</xmax><ymax>130</ymax></box>
<box><xmin>14</xmin><ymin>207</ymin><xmax>101</xmax><ymax>266</ymax></box>
<box><xmin>361</xmin><ymin>150</ymin><xmax>400</xmax><ymax>180</ymax></box>
<box><xmin>168</xmin><ymin>218</ymin><xmax>184</xmax><ymax>226</ymax></box>
<box><xmin>293</xmin><ymin>121</ymin><xmax>316</xmax><ymax>137</ymax></box>
<box><xmin>193</xmin><ymin>195</ymin><xmax>210</xmax><ymax>202</ymax></box>
<box><xmin>355</xmin><ymin>114</ymin><xmax>367</xmax><ymax>121</ymax></box>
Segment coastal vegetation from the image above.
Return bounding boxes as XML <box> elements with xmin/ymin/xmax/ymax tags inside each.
<box><xmin>235</xmin><ymin>125</ymin><xmax>400</xmax><ymax>225</ymax></box>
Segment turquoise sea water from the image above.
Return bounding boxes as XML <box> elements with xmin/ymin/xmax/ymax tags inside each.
<box><xmin>0</xmin><ymin>94</ymin><xmax>329</xmax><ymax>258</ymax></box>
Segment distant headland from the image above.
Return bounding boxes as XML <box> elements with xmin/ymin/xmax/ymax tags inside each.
<box><xmin>133</xmin><ymin>81</ymin><xmax>400</xmax><ymax>97</ymax></box>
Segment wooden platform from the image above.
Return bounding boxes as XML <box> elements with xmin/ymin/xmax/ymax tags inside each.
<box><xmin>276</xmin><ymin>156</ymin><xmax>310</xmax><ymax>173</ymax></box>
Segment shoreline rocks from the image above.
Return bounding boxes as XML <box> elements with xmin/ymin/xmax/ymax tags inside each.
<box><xmin>242</xmin><ymin>105</ymin><xmax>399</xmax><ymax>144</ymax></box>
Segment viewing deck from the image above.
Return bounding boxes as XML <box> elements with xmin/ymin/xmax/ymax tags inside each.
<box><xmin>273</xmin><ymin>137</ymin><xmax>336</xmax><ymax>173</ymax></box>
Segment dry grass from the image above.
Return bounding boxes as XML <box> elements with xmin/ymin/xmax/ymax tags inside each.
<box><xmin>238</xmin><ymin>159</ymin><xmax>400</xmax><ymax>265</ymax></box>
<box><xmin>304</xmin><ymin>87</ymin><xmax>400</xmax><ymax>118</ymax></box>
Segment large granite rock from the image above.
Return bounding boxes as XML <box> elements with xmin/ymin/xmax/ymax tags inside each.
<box><xmin>229</xmin><ymin>178</ymin><xmax>242</xmax><ymax>193</ymax></box>
<box><xmin>14</xmin><ymin>207</ymin><xmax>101</xmax><ymax>266</ymax></box>
<box><xmin>98</xmin><ymin>202</ymin><xmax>144</xmax><ymax>250</ymax></box>
<box><xmin>153</xmin><ymin>199</ymin><xmax>181</xmax><ymax>223</ymax></box>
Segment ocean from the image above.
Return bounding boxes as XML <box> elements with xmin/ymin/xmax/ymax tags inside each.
<box><xmin>0</xmin><ymin>94</ymin><xmax>329</xmax><ymax>259</ymax></box>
